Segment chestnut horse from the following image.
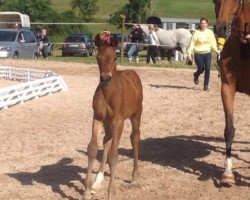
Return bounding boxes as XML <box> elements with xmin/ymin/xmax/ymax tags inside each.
<box><xmin>213</xmin><ymin>0</ymin><xmax>250</xmax><ymax>184</ymax></box>
<box><xmin>83</xmin><ymin>32</ymin><xmax>143</xmax><ymax>200</ymax></box>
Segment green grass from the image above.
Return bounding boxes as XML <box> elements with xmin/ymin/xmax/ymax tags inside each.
<box><xmin>51</xmin><ymin>0</ymin><xmax>216</xmax><ymax>24</ymax></box>
<box><xmin>50</xmin><ymin>0</ymin><xmax>217</xmax><ymax>38</ymax></box>
<box><xmin>48</xmin><ymin>0</ymin><xmax>219</xmax><ymax>69</ymax></box>
<box><xmin>49</xmin><ymin>47</ymin><xmax>218</xmax><ymax>70</ymax></box>
<box><xmin>153</xmin><ymin>0</ymin><xmax>215</xmax><ymax>24</ymax></box>
<box><xmin>51</xmin><ymin>0</ymin><xmax>128</xmax><ymax>21</ymax></box>
<box><xmin>50</xmin><ymin>0</ymin><xmax>72</xmax><ymax>13</ymax></box>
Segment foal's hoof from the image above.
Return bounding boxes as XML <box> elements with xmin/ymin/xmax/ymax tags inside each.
<box><xmin>91</xmin><ymin>182</ymin><xmax>102</xmax><ymax>194</ymax></box>
<box><xmin>131</xmin><ymin>170</ymin><xmax>140</xmax><ymax>183</ymax></box>
<box><xmin>83</xmin><ymin>191</ymin><xmax>92</xmax><ymax>200</ymax></box>
<box><xmin>91</xmin><ymin>172</ymin><xmax>104</xmax><ymax>194</ymax></box>
<box><xmin>221</xmin><ymin>172</ymin><xmax>235</xmax><ymax>185</ymax></box>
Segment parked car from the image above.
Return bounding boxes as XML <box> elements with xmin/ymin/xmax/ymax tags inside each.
<box><xmin>61</xmin><ymin>33</ymin><xmax>95</xmax><ymax>57</ymax></box>
<box><xmin>110</xmin><ymin>32</ymin><xmax>128</xmax><ymax>56</ymax></box>
<box><xmin>0</xmin><ymin>29</ymin><xmax>38</xmax><ymax>58</ymax></box>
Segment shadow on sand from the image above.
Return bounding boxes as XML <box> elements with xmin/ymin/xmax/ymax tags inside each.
<box><xmin>6</xmin><ymin>135</ymin><xmax>249</xmax><ymax>199</ymax></box>
<box><xmin>6</xmin><ymin>158</ymin><xmax>85</xmax><ymax>200</ymax></box>
<box><xmin>80</xmin><ymin>135</ymin><xmax>249</xmax><ymax>187</ymax></box>
<box><xmin>150</xmin><ymin>84</ymin><xmax>198</xmax><ymax>90</ymax></box>
<box><xmin>119</xmin><ymin>135</ymin><xmax>250</xmax><ymax>187</ymax></box>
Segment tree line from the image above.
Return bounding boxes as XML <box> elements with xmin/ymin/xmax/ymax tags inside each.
<box><xmin>0</xmin><ymin>0</ymin><xmax>154</xmax><ymax>40</ymax></box>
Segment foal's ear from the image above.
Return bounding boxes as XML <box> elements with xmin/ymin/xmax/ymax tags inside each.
<box><xmin>110</xmin><ymin>35</ymin><xmax>119</xmax><ymax>47</ymax></box>
<box><xmin>95</xmin><ymin>33</ymin><xmax>118</xmax><ymax>47</ymax></box>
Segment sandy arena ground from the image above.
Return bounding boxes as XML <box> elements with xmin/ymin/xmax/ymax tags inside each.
<box><xmin>0</xmin><ymin>59</ymin><xmax>249</xmax><ymax>200</ymax></box>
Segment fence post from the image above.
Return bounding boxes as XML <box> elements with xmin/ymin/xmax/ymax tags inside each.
<box><xmin>120</xmin><ymin>14</ymin><xmax>125</xmax><ymax>65</ymax></box>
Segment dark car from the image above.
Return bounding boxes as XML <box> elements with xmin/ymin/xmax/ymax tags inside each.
<box><xmin>62</xmin><ymin>33</ymin><xmax>95</xmax><ymax>57</ymax></box>
<box><xmin>110</xmin><ymin>33</ymin><xmax>128</xmax><ymax>55</ymax></box>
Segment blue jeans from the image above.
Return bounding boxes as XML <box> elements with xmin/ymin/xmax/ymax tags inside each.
<box><xmin>194</xmin><ymin>52</ymin><xmax>211</xmax><ymax>87</ymax></box>
<box><xmin>127</xmin><ymin>44</ymin><xmax>138</xmax><ymax>58</ymax></box>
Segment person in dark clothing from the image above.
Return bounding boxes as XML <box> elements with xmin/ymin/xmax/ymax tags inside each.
<box><xmin>38</xmin><ymin>28</ymin><xmax>49</xmax><ymax>59</ymax></box>
<box><xmin>127</xmin><ymin>21</ymin><xmax>144</xmax><ymax>63</ymax></box>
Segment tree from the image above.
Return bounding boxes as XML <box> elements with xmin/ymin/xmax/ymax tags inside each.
<box><xmin>71</xmin><ymin>0</ymin><xmax>99</xmax><ymax>22</ymax></box>
<box><xmin>0</xmin><ymin>0</ymin><xmax>93</xmax><ymax>41</ymax></box>
<box><xmin>109</xmin><ymin>0</ymin><xmax>155</xmax><ymax>28</ymax></box>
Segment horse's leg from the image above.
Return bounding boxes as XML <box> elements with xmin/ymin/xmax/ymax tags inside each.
<box><xmin>107</xmin><ymin>119</ymin><xmax>124</xmax><ymax>200</ymax></box>
<box><xmin>181</xmin><ymin>47</ymin><xmax>187</xmax><ymax>65</ymax></box>
<box><xmin>130</xmin><ymin>109</ymin><xmax>142</xmax><ymax>183</ymax></box>
<box><xmin>83</xmin><ymin>119</ymin><xmax>103</xmax><ymax>200</ymax></box>
<box><xmin>91</xmin><ymin>124</ymin><xmax>113</xmax><ymax>193</ymax></box>
<box><xmin>221</xmin><ymin>82</ymin><xmax>236</xmax><ymax>184</ymax></box>
<box><xmin>156</xmin><ymin>47</ymin><xmax>162</xmax><ymax>62</ymax></box>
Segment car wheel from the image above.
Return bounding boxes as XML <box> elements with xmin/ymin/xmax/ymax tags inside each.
<box><xmin>49</xmin><ymin>49</ymin><xmax>53</xmax><ymax>56</ymax></box>
<box><xmin>13</xmin><ymin>52</ymin><xmax>18</xmax><ymax>59</ymax></box>
<box><xmin>49</xmin><ymin>47</ymin><xmax>53</xmax><ymax>56</ymax></box>
<box><xmin>85</xmin><ymin>50</ymin><xmax>90</xmax><ymax>57</ymax></box>
<box><xmin>34</xmin><ymin>52</ymin><xmax>39</xmax><ymax>59</ymax></box>
<box><xmin>89</xmin><ymin>49</ymin><xmax>95</xmax><ymax>56</ymax></box>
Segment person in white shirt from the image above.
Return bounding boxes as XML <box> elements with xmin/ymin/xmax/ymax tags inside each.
<box><xmin>146</xmin><ymin>24</ymin><xmax>160</xmax><ymax>64</ymax></box>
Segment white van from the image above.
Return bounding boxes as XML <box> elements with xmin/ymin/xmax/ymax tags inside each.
<box><xmin>0</xmin><ymin>12</ymin><xmax>38</xmax><ymax>58</ymax></box>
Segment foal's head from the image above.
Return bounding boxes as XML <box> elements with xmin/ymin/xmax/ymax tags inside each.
<box><xmin>213</xmin><ymin>0</ymin><xmax>242</xmax><ymax>37</ymax></box>
<box><xmin>95</xmin><ymin>31</ymin><xmax>118</xmax><ymax>85</ymax></box>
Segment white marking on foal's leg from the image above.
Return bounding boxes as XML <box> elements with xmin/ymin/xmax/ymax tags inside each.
<box><xmin>221</xmin><ymin>157</ymin><xmax>235</xmax><ymax>184</ymax></box>
<box><xmin>91</xmin><ymin>172</ymin><xmax>104</xmax><ymax>194</ymax></box>
<box><xmin>224</xmin><ymin>157</ymin><xmax>233</xmax><ymax>173</ymax></box>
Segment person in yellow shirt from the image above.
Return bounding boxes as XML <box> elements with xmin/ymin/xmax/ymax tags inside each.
<box><xmin>187</xmin><ymin>17</ymin><xmax>220</xmax><ymax>91</ymax></box>
<box><xmin>216</xmin><ymin>37</ymin><xmax>225</xmax><ymax>77</ymax></box>
<box><xmin>217</xmin><ymin>37</ymin><xmax>225</xmax><ymax>50</ymax></box>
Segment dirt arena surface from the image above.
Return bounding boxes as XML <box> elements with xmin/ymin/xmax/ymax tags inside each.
<box><xmin>0</xmin><ymin>59</ymin><xmax>249</xmax><ymax>200</ymax></box>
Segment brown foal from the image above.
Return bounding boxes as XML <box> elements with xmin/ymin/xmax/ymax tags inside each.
<box><xmin>83</xmin><ymin>32</ymin><xmax>143</xmax><ymax>200</ymax></box>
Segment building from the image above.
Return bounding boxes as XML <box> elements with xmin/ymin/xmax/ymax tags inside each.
<box><xmin>147</xmin><ymin>16</ymin><xmax>200</xmax><ymax>30</ymax></box>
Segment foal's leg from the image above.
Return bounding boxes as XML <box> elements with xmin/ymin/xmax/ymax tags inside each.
<box><xmin>130</xmin><ymin>109</ymin><xmax>142</xmax><ymax>183</ymax></box>
<box><xmin>91</xmin><ymin>124</ymin><xmax>113</xmax><ymax>193</ymax></box>
<box><xmin>221</xmin><ymin>82</ymin><xmax>236</xmax><ymax>184</ymax></box>
<box><xmin>83</xmin><ymin>119</ymin><xmax>103</xmax><ymax>200</ymax></box>
<box><xmin>107</xmin><ymin>119</ymin><xmax>124</xmax><ymax>200</ymax></box>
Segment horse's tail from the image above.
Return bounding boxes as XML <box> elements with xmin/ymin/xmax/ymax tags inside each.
<box><xmin>189</xmin><ymin>29</ymin><xmax>196</xmax><ymax>35</ymax></box>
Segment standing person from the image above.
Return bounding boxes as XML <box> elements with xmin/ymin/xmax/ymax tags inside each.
<box><xmin>187</xmin><ymin>17</ymin><xmax>220</xmax><ymax>91</ymax></box>
<box><xmin>216</xmin><ymin>36</ymin><xmax>225</xmax><ymax>76</ymax></box>
<box><xmin>38</xmin><ymin>28</ymin><xmax>49</xmax><ymax>59</ymax></box>
<box><xmin>127</xmin><ymin>20</ymin><xmax>144</xmax><ymax>63</ymax></box>
<box><xmin>146</xmin><ymin>24</ymin><xmax>160</xmax><ymax>64</ymax></box>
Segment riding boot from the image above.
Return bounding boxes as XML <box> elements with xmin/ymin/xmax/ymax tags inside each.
<box><xmin>193</xmin><ymin>72</ymin><xmax>199</xmax><ymax>85</ymax></box>
<box><xmin>136</xmin><ymin>57</ymin><xmax>139</xmax><ymax>63</ymax></box>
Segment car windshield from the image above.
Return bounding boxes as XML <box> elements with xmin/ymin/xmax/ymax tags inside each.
<box><xmin>0</xmin><ymin>31</ymin><xmax>17</xmax><ymax>41</ymax></box>
<box><xmin>66</xmin><ymin>36</ymin><xmax>85</xmax><ymax>43</ymax></box>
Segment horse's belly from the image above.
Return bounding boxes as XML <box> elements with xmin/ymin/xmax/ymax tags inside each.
<box><xmin>236</xmin><ymin>66</ymin><xmax>250</xmax><ymax>95</ymax></box>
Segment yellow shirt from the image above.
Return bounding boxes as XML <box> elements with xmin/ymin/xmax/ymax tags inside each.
<box><xmin>187</xmin><ymin>28</ymin><xmax>218</xmax><ymax>56</ymax></box>
<box><xmin>217</xmin><ymin>37</ymin><xmax>225</xmax><ymax>50</ymax></box>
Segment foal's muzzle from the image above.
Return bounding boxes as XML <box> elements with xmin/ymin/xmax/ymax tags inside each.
<box><xmin>100</xmin><ymin>73</ymin><xmax>112</xmax><ymax>83</ymax></box>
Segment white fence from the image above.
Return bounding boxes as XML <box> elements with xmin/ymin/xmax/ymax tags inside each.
<box><xmin>0</xmin><ymin>66</ymin><xmax>68</xmax><ymax>109</ymax></box>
